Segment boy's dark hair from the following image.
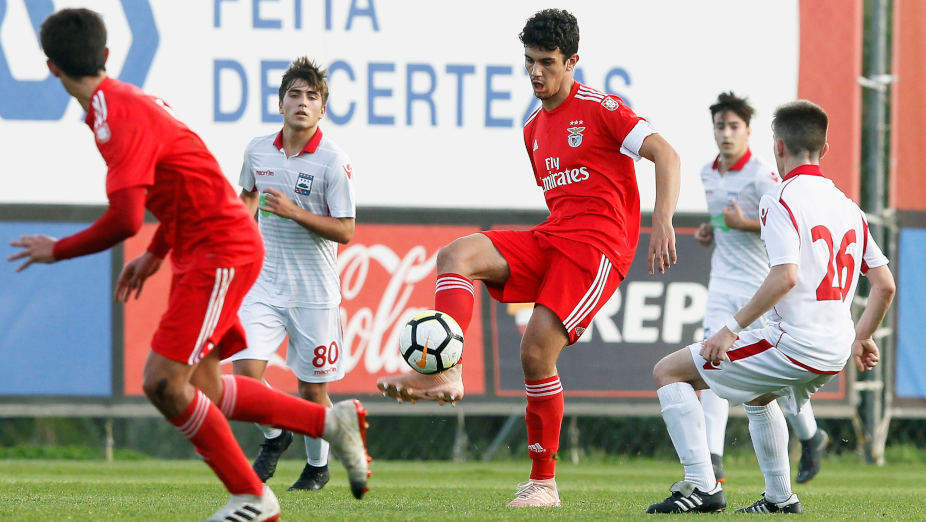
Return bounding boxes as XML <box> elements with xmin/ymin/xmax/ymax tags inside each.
<box><xmin>772</xmin><ymin>100</ymin><xmax>828</xmax><ymax>156</ymax></box>
<box><xmin>519</xmin><ymin>9</ymin><xmax>579</xmax><ymax>60</ymax></box>
<box><xmin>710</xmin><ymin>91</ymin><xmax>755</xmax><ymax>126</ymax></box>
<box><xmin>278</xmin><ymin>57</ymin><xmax>329</xmax><ymax>105</ymax></box>
<box><xmin>40</xmin><ymin>8</ymin><xmax>107</xmax><ymax>78</ymax></box>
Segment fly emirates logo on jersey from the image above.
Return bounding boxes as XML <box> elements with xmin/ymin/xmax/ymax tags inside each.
<box><xmin>540</xmin><ymin>156</ymin><xmax>590</xmax><ymax>192</ymax></box>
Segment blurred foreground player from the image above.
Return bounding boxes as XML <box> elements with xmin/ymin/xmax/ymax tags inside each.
<box><xmin>8</xmin><ymin>9</ymin><xmax>369</xmax><ymax>521</ymax></box>
<box><xmin>646</xmin><ymin>100</ymin><xmax>894</xmax><ymax>514</ymax></box>
<box><xmin>379</xmin><ymin>8</ymin><xmax>681</xmax><ymax>507</ymax></box>
<box><xmin>694</xmin><ymin>91</ymin><xmax>828</xmax><ymax>484</ymax></box>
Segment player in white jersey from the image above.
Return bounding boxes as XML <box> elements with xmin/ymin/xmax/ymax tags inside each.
<box><xmin>646</xmin><ymin>100</ymin><xmax>894</xmax><ymax>514</ymax></box>
<box><xmin>694</xmin><ymin>92</ymin><xmax>828</xmax><ymax>485</ymax></box>
<box><xmin>232</xmin><ymin>57</ymin><xmax>356</xmax><ymax>491</ymax></box>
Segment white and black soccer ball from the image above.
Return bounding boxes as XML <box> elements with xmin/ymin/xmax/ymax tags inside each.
<box><xmin>399</xmin><ymin>310</ymin><xmax>464</xmax><ymax>374</ymax></box>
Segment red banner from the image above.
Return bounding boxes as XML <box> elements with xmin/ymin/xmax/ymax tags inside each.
<box><xmin>122</xmin><ymin>223</ymin><xmax>485</xmax><ymax>397</ymax></box>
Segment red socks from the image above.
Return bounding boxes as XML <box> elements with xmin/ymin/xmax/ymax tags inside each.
<box><xmin>219</xmin><ymin>375</ymin><xmax>326</xmax><ymax>438</ymax></box>
<box><xmin>168</xmin><ymin>390</ymin><xmax>262</xmax><ymax>495</ymax></box>
<box><xmin>435</xmin><ymin>273</ymin><xmax>474</xmax><ymax>333</ymax></box>
<box><xmin>524</xmin><ymin>375</ymin><xmax>564</xmax><ymax>480</ymax></box>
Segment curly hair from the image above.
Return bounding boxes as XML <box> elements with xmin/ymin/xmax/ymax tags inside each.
<box><xmin>40</xmin><ymin>8</ymin><xmax>107</xmax><ymax>78</ymax></box>
<box><xmin>709</xmin><ymin>91</ymin><xmax>755</xmax><ymax>126</ymax></box>
<box><xmin>278</xmin><ymin>57</ymin><xmax>329</xmax><ymax>105</ymax></box>
<box><xmin>519</xmin><ymin>9</ymin><xmax>579</xmax><ymax>60</ymax></box>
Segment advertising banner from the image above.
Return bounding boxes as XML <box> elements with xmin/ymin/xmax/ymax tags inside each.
<box><xmin>1</xmin><ymin>0</ymin><xmax>803</xmax><ymax>212</ymax></box>
<box><xmin>120</xmin><ymin>222</ymin><xmax>485</xmax><ymax>397</ymax></box>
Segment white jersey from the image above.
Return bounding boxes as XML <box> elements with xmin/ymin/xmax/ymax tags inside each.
<box><xmin>239</xmin><ymin>128</ymin><xmax>355</xmax><ymax>307</ymax></box>
<box><xmin>700</xmin><ymin>150</ymin><xmax>781</xmax><ymax>298</ymax></box>
<box><xmin>760</xmin><ymin>164</ymin><xmax>888</xmax><ymax>372</ymax></box>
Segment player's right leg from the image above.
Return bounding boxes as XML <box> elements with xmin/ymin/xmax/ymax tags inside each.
<box><xmin>646</xmin><ymin>348</ymin><xmax>724</xmax><ymax>513</ymax></box>
<box><xmin>377</xmin><ymin>233</ymin><xmax>509</xmax><ymax>403</ymax></box>
<box><xmin>232</xmin><ymin>300</ymin><xmax>292</xmax><ymax>482</ymax></box>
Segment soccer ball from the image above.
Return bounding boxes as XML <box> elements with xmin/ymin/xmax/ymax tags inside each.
<box><xmin>399</xmin><ymin>310</ymin><xmax>464</xmax><ymax>374</ymax></box>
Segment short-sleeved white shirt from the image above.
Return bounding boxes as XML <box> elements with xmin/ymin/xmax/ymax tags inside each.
<box><xmin>760</xmin><ymin>164</ymin><xmax>888</xmax><ymax>372</ymax></box>
<box><xmin>239</xmin><ymin>128</ymin><xmax>355</xmax><ymax>307</ymax></box>
<box><xmin>700</xmin><ymin>150</ymin><xmax>781</xmax><ymax>298</ymax></box>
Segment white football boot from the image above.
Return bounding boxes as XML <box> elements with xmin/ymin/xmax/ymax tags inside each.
<box><xmin>506</xmin><ymin>478</ymin><xmax>562</xmax><ymax>507</ymax></box>
<box><xmin>376</xmin><ymin>364</ymin><xmax>464</xmax><ymax>404</ymax></box>
<box><xmin>206</xmin><ymin>484</ymin><xmax>280</xmax><ymax>521</ymax></box>
<box><xmin>323</xmin><ymin>399</ymin><xmax>372</xmax><ymax>499</ymax></box>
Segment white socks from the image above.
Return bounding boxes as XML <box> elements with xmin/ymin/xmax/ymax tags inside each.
<box><xmin>259</xmin><ymin>424</ymin><xmax>284</xmax><ymax>440</ymax></box>
<box><xmin>305</xmin><ymin>436</ymin><xmax>329</xmax><ymax>467</ymax></box>
<box><xmin>658</xmin><ymin>382</ymin><xmax>716</xmax><ymax>491</ymax></box>
<box><xmin>744</xmin><ymin>401</ymin><xmax>792</xmax><ymax>503</ymax></box>
<box><xmin>782</xmin><ymin>398</ymin><xmax>818</xmax><ymax>441</ymax></box>
<box><xmin>700</xmin><ymin>388</ymin><xmax>729</xmax><ymax>456</ymax></box>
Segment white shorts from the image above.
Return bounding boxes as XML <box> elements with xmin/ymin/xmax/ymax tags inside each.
<box><xmin>690</xmin><ymin>325</ymin><xmax>835</xmax><ymax>415</ymax></box>
<box><xmin>702</xmin><ymin>292</ymin><xmax>768</xmax><ymax>338</ymax></box>
<box><xmin>232</xmin><ymin>299</ymin><xmax>345</xmax><ymax>383</ymax></box>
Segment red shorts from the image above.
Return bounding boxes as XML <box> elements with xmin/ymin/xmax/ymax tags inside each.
<box><xmin>151</xmin><ymin>261</ymin><xmax>261</xmax><ymax>365</ymax></box>
<box><xmin>482</xmin><ymin>230</ymin><xmax>623</xmax><ymax>344</ymax></box>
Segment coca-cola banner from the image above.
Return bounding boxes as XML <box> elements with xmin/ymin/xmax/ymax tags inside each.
<box><xmin>121</xmin><ymin>223</ymin><xmax>485</xmax><ymax>397</ymax></box>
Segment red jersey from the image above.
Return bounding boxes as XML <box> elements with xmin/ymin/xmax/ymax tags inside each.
<box><xmin>85</xmin><ymin>78</ymin><xmax>262</xmax><ymax>272</ymax></box>
<box><xmin>523</xmin><ymin>81</ymin><xmax>652</xmax><ymax>276</ymax></box>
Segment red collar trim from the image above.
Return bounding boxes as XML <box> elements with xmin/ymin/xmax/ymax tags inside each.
<box><xmin>783</xmin><ymin>164</ymin><xmax>824</xmax><ymax>181</ymax></box>
<box><xmin>712</xmin><ymin>149</ymin><xmax>752</xmax><ymax>172</ymax></box>
<box><xmin>273</xmin><ymin>127</ymin><xmax>324</xmax><ymax>155</ymax></box>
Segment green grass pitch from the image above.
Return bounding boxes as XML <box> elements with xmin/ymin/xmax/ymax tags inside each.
<box><xmin>0</xmin><ymin>457</ymin><xmax>923</xmax><ymax>520</ymax></box>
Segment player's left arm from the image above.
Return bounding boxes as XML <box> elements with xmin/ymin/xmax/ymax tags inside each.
<box><xmin>259</xmin><ymin>187</ymin><xmax>355</xmax><ymax>243</ymax></box>
<box><xmin>639</xmin><ymin>133</ymin><xmax>680</xmax><ymax>275</ymax></box>
<box><xmin>852</xmin><ymin>264</ymin><xmax>894</xmax><ymax>371</ymax></box>
<box><xmin>721</xmin><ymin>200</ymin><xmax>760</xmax><ymax>231</ymax></box>
<box><xmin>260</xmin><ymin>156</ymin><xmax>356</xmax><ymax>244</ymax></box>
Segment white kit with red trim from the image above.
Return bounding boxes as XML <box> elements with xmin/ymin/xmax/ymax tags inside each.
<box><xmin>759</xmin><ymin>164</ymin><xmax>888</xmax><ymax>372</ymax></box>
<box><xmin>700</xmin><ymin>149</ymin><xmax>781</xmax><ymax>298</ymax></box>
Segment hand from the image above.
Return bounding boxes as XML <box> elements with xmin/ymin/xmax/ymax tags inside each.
<box><xmin>852</xmin><ymin>338</ymin><xmax>880</xmax><ymax>372</ymax></box>
<box><xmin>8</xmin><ymin>234</ymin><xmax>58</xmax><ymax>272</ymax></box>
<box><xmin>722</xmin><ymin>200</ymin><xmax>747</xmax><ymax>229</ymax></box>
<box><xmin>115</xmin><ymin>251</ymin><xmax>163</xmax><ymax>302</ymax></box>
<box><xmin>647</xmin><ymin>220</ymin><xmax>677</xmax><ymax>275</ymax></box>
<box><xmin>259</xmin><ymin>188</ymin><xmax>299</xmax><ymax>219</ymax></box>
<box><xmin>700</xmin><ymin>327</ymin><xmax>737</xmax><ymax>367</ymax></box>
<box><xmin>694</xmin><ymin>222</ymin><xmax>714</xmax><ymax>247</ymax></box>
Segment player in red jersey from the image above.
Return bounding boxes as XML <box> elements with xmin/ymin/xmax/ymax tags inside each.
<box><xmin>378</xmin><ymin>8</ymin><xmax>681</xmax><ymax>507</ymax></box>
<box><xmin>7</xmin><ymin>9</ymin><xmax>369</xmax><ymax>521</ymax></box>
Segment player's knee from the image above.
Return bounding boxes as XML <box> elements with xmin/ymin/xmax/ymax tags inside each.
<box><xmin>436</xmin><ymin>241</ymin><xmax>469</xmax><ymax>274</ymax></box>
<box><xmin>297</xmin><ymin>381</ymin><xmax>328</xmax><ymax>404</ymax></box>
<box><xmin>519</xmin><ymin>343</ymin><xmax>554</xmax><ymax>379</ymax></box>
<box><xmin>652</xmin><ymin>356</ymin><xmax>676</xmax><ymax>387</ymax></box>
<box><xmin>142</xmin><ymin>374</ymin><xmax>184</xmax><ymax>409</ymax></box>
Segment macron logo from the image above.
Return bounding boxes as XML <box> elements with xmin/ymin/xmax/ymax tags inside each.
<box><xmin>760</xmin><ymin>208</ymin><xmax>769</xmax><ymax>226</ymax></box>
<box><xmin>527</xmin><ymin>443</ymin><xmax>547</xmax><ymax>454</ymax></box>
<box><xmin>256</xmin><ymin>170</ymin><xmax>274</xmax><ymax>176</ymax></box>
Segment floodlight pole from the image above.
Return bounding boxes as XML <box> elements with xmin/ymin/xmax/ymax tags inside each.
<box><xmin>858</xmin><ymin>0</ymin><xmax>892</xmax><ymax>465</ymax></box>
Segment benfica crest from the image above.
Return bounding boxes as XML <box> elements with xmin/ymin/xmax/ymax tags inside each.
<box><xmin>567</xmin><ymin>123</ymin><xmax>585</xmax><ymax>148</ymax></box>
